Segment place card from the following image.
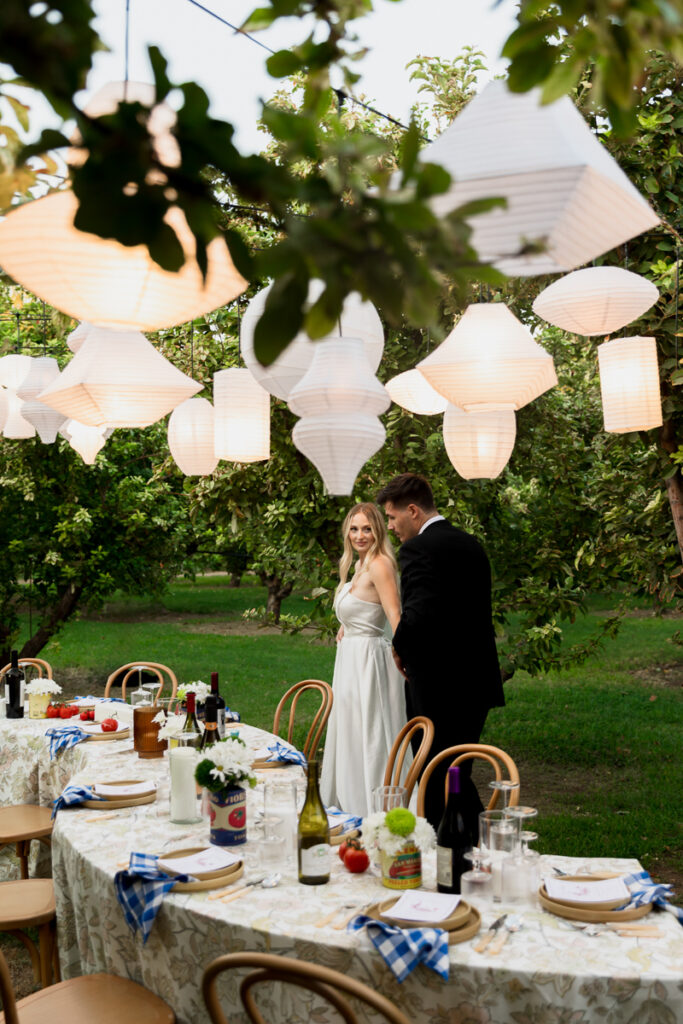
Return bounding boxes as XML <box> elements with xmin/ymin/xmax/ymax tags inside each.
<box><xmin>93</xmin><ymin>781</ymin><xmax>156</xmax><ymax>797</ymax></box>
<box><xmin>158</xmin><ymin>847</ymin><xmax>240</xmax><ymax>876</ymax></box>
<box><xmin>544</xmin><ymin>876</ymin><xmax>629</xmax><ymax>904</ymax></box>
<box><xmin>383</xmin><ymin>890</ymin><xmax>461</xmax><ymax>923</ymax></box>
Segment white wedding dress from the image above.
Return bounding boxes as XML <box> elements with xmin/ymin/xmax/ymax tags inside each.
<box><xmin>320</xmin><ymin>582</ymin><xmax>408</xmax><ymax>818</ymax></box>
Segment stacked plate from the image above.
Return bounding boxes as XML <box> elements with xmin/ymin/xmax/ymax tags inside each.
<box><xmin>82</xmin><ymin>779</ymin><xmax>157</xmax><ymax>810</ymax></box>
<box><xmin>539</xmin><ymin>873</ymin><xmax>652</xmax><ymax>924</ymax></box>
<box><xmin>80</xmin><ymin>720</ymin><xmax>130</xmax><ymax>741</ymax></box>
<box><xmin>156</xmin><ymin>846</ymin><xmax>244</xmax><ymax>892</ymax></box>
<box><xmin>365</xmin><ymin>897</ymin><xmax>481</xmax><ymax>945</ymax></box>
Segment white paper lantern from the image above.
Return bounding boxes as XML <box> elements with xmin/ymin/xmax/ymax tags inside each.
<box><xmin>3</xmin><ymin>390</ymin><xmax>35</xmax><ymax>439</ymax></box>
<box><xmin>532</xmin><ymin>266</ymin><xmax>659</xmax><ymax>336</ymax></box>
<box><xmin>0</xmin><ymin>389</ymin><xmax>8</xmax><ymax>432</ymax></box>
<box><xmin>168</xmin><ymin>397</ymin><xmax>218</xmax><ymax>475</ymax></box>
<box><xmin>597</xmin><ymin>336</ymin><xmax>662</xmax><ymax>433</ymax></box>
<box><xmin>386</xmin><ymin>369</ymin><xmax>448</xmax><ymax>415</ymax></box>
<box><xmin>443</xmin><ymin>404</ymin><xmax>516</xmax><ymax>479</ymax></box>
<box><xmin>67</xmin><ymin>321</ymin><xmax>92</xmax><ymax>354</ymax></box>
<box><xmin>0</xmin><ymin>190</ymin><xmax>247</xmax><ymax>331</ymax></box>
<box><xmin>293</xmin><ymin>413</ymin><xmax>386</xmax><ymax>495</ymax></box>
<box><xmin>0</xmin><ymin>353</ymin><xmax>31</xmax><ymax>389</ymax></box>
<box><xmin>240</xmin><ymin>281</ymin><xmax>384</xmax><ymax>400</ymax></box>
<box><xmin>16</xmin><ymin>356</ymin><xmax>67</xmax><ymax>443</ymax></box>
<box><xmin>418</xmin><ymin>303</ymin><xmax>557</xmax><ymax>410</ymax></box>
<box><xmin>424</xmin><ymin>80</ymin><xmax>659</xmax><ymax>276</ymax></box>
<box><xmin>65</xmin><ymin>420</ymin><xmax>108</xmax><ymax>464</ymax></box>
<box><xmin>36</xmin><ymin>325</ymin><xmax>201</xmax><ymax>428</ymax></box>
<box><xmin>213</xmin><ymin>368</ymin><xmax>270</xmax><ymax>463</ymax></box>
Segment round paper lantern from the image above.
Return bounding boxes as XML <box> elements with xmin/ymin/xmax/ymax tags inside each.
<box><xmin>424</xmin><ymin>80</ymin><xmax>659</xmax><ymax>276</ymax></box>
<box><xmin>37</xmin><ymin>325</ymin><xmax>201</xmax><ymax>428</ymax></box>
<box><xmin>533</xmin><ymin>267</ymin><xmax>659</xmax><ymax>336</ymax></box>
<box><xmin>0</xmin><ymin>353</ymin><xmax>31</xmax><ymax>389</ymax></box>
<box><xmin>65</xmin><ymin>420</ymin><xmax>107</xmax><ymax>464</ymax></box>
<box><xmin>0</xmin><ymin>389</ymin><xmax>9</xmax><ymax>432</ymax></box>
<box><xmin>418</xmin><ymin>303</ymin><xmax>557</xmax><ymax>410</ymax></box>
<box><xmin>17</xmin><ymin>356</ymin><xmax>67</xmax><ymax>443</ymax></box>
<box><xmin>3</xmin><ymin>390</ymin><xmax>35</xmax><ymax>439</ymax></box>
<box><xmin>67</xmin><ymin>321</ymin><xmax>92</xmax><ymax>354</ymax></box>
<box><xmin>168</xmin><ymin>397</ymin><xmax>218</xmax><ymax>475</ymax></box>
<box><xmin>0</xmin><ymin>190</ymin><xmax>247</xmax><ymax>331</ymax></box>
<box><xmin>597</xmin><ymin>336</ymin><xmax>662</xmax><ymax>433</ymax></box>
<box><xmin>213</xmin><ymin>368</ymin><xmax>270</xmax><ymax>463</ymax></box>
<box><xmin>386</xmin><ymin>369</ymin><xmax>448</xmax><ymax>415</ymax></box>
<box><xmin>240</xmin><ymin>281</ymin><xmax>384</xmax><ymax>401</ymax></box>
<box><xmin>443</xmin><ymin>404</ymin><xmax>516</xmax><ymax>479</ymax></box>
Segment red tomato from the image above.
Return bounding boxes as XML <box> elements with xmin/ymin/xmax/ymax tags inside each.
<box><xmin>343</xmin><ymin>847</ymin><xmax>369</xmax><ymax>874</ymax></box>
<box><xmin>46</xmin><ymin>705</ymin><xmax>59</xmax><ymax>719</ymax></box>
<box><xmin>227</xmin><ymin>807</ymin><xmax>245</xmax><ymax>829</ymax></box>
<box><xmin>59</xmin><ymin>706</ymin><xmax>71</xmax><ymax>719</ymax></box>
<box><xmin>69</xmin><ymin>706</ymin><xmax>81</xmax><ymax>717</ymax></box>
<box><xmin>79</xmin><ymin>710</ymin><xmax>90</xmax><ymax>721</ymax></box>
<box><xmin>101</xmin><ymin>718</ymin><xmax>118</xmax><ymax>732</ymax></box>
<box><xmin>88</xmin><ymin>709</ymin><xmax>95</xmax><ymax>721</ymax></box>
<box><xmin>338</xmin><ymin>837</ymin><xmax>361</xmax><ymax>862</ymax></box>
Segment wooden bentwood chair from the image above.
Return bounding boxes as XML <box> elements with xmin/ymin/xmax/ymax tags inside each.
<box><xmin>0</xmin><ymin>658</ymin><xmax>53</xmax><ymax>681</ymax></box>
<box><xmin>272</xmin><ymin>680</ymin><xmax>333</xmax><ymax>761</ymax></box>
<box><xmin>103</xmin><ymin>662</ymin><xmax>178</xmax><ymax>704</ymax></box>
<box><xmin>382</xmin><ymin>716</ymin><xmax>435</xmax><ymax>804</ymax></box>
<box><xmin>202</xmin><ymin>952</ymin><xmax>411</xmax><ymax>1024</ymax></box>
<box><xmin>416</xmin><ymin>743</ymin><xmax>521</xmax><ymax>818</ymax></box>
<box><xmin>0</xmin><ymin>879</ymin><xmax>59</xmax><ymax>990</ymax></box>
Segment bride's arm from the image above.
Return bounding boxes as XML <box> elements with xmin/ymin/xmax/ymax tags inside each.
<box><xmin>368</xmin><ymin>555</ymin><xmax>401</xmax><ymax>635</ymax></box>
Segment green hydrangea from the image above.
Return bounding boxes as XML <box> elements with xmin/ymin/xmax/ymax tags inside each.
<box><xmin>385</xmin><ymin>808</ymin><xmax>416</xmax><ymax>837</ymax></box>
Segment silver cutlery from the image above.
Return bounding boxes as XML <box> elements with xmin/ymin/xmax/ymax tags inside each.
<box><xmin>489</xmin><ymin>914</ymin><xmax>523</xmax><ymax>954</ymax></box>
<box><xmin>473</xmin><ymin>913</ymin><xmax>508</xmax><ymax>953</ymax></box>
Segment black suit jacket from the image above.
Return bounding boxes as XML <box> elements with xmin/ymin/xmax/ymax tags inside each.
<box><xmin>393</xmin><ymin>520</ymin><xmax>504</xmax><ymax>718</ymax></box>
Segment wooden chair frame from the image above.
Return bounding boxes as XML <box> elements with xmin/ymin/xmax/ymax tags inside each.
<box><xmin>416</xmin><ymin>743</ymin><xmax>520</xmax><ymax>819</ymax></box>
<box><xmin>382</xmin><ymin>716</ymin><xmax>435</xmax><ymax>803</ymax></box>
<box><xmin>104</xmin><ymin>662</ymin><xmax>178</xmax><ymax>703</ymax></box>
<box><xmin>0</xmin><ymin>804</ymin><xmax>53</xmax><ymax>880</ymax></box>
<box><xmin>0</xmin><ymin>657</ymin><xmax>53</xmax><ymax>680</ymax></box>
<box><xmin>272</xmin><ymin>680</ymin><xmax>333</xmax><ymax>761</ymax></box>
<box><xmin>202</xmin><ymin>952</ymin><xmax>411</xmax><ymax>1024</ymax></box>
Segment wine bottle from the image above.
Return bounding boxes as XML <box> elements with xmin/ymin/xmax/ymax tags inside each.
<box><xmin>180</xmin><ymin>691</ymin><xmax>201</xmax><ymax>749</ymax></box>
<box><xmin>436</xmin><ymin>765</ymin><xmax>473</xmax><ymax>894</ymax></box>
<box><xmin>210</xmin><ymin>671</ymin><xmax>226</xmax><ymax>739</ymax></box>
<box><xmin>199</xmin><ymin>694</ymin><xmax>220</xmax><ymax>750</ymax></box>
<box><xmin>297</xmin><ymin>760</ymin><xmax>330</xmax><ymax>885</ymax></box>
<box><xmin>5</xmin><ymin>650</ymin><xmax>25</xmax><ymax>720</ymax></box>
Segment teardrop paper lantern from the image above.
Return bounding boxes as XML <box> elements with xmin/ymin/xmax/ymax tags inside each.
<box><xmin>213</xmin><ymin>368</ymin><xmax>270</xmax><ymax>463</ymax></box>
<box><xmin>67</xmin><ymin>321</ymin><xmax>92</xmax><ymax>354</ymax></box>
<box><xmin>3</xmin><ymin>390</ymin><xmax>35</xmax><ymax>439</ymax></box>
<box><xmin>419</xmin><ymin>303</ymin><xmax>557</xmax><ymax>410</ymax></box>
<box><xmin>533</xmin><ymin>266</ymin><xmax>659</xmax><ymax>336</ymax></box>
<box><xmin>443</xmin><ymin>404</ymin><xmax>516</xmax><ymax>479</ymax></box>
<box><xmin>16</xmin><ymin>356</ymin><xmax>67</xmax><ymax>443</ymax></box>
<box><xmin>65</xmin><ymin>420</ymin><xmax>107</xmax><ymax>464</ymax></box>
<box><xmin>424</xmin><ymin>80</ymin><xmax>659</xmax><ymax>276</ymax></box>
<box><xmin>0</xmin><ymin>353</ymin><xmax>31</xmax><ymax>390</ymax></box>
<box><xmin>240</xmin><ymin>281</ymin><xmax>384</xmax><ymax>400</ymax></box>
<box><xmin>289</xmin><ymin>337</ymin><xmax>390</xmax><ymax>495</ymax></box>
<box><xmin>37</xmin><ymin>326</ymin><xmax>201</xmax><ymax>428</ymax></box>
<box><xmin>168</xmin><ymin>397</ymin><xmax>218</xmax><ymax>475</ymax></box>
<box><xmin>386</xmin><ymin>369</ymin><xmax>448</xmax><ymax>415</ymax></box>
<box><xmin>0</xmin><ymin>190</ymin><xmax>247</xmax><ymax>331</ymax></box>
<box><xmin>597</xmin><ymin>336</ymin><xmax>662</xmax><ymax>433</ymax></box>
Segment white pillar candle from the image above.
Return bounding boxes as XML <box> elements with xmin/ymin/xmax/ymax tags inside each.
<box><xmin>169</xmin><ymin>747</ymin><xmax>200</xmax><ymax>823</ymax></box>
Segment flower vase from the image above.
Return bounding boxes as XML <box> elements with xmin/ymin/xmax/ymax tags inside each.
<box><xmin>28</xmin><ymin>693</ymin><xmax>51</xmax><ymax>719</ymax></box>
<box><xmin>380</xmin><ymin>841</ymin><xmax>422</xmax><ymax>890</ymax></box>
<box><xmin>208</xmin><ymin>785</ymin><xmax>246</xmax><ymax>846</ymax></box>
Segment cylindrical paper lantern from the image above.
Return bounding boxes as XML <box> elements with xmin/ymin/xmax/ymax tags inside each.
<box><xmin>419</xmin><ymin>303</ymin><xmax>557</xmax><ymax>410</ymax></box>
<box><xmin>168</xmin><ymin>397</ymin><xmax>218</xmax><ymax>475</ymax></box>
<box><xmin>597</xmin><ymin>336</ymin><xmax>662</xmax><ymax>433</ymax></box>
<box><xmin>533</xmin><ymin>267</ymin><xmax>659</xmax><ymax>336</ymax></box>
<box><xmin>0</xmin><ymin>354</ymin><xmax>31</xmax><ymax>390</ymax></box>
<box><xmin>292</xmin><ymin>413</ymin><xmax>386</xmax><ymax>496</ymax></box>
<box><xmin>213</xmin><ymin>368</ymin><xmax>270</xmax><ymax>463</ymax></box>
<box><xmin>65</xmin><ymin>420</ymin><xmax>107</xmax><ymax>464</ymax></box>
<box><xmin>17</xmin><ymin>356</ymin><xmax>67</xmax><ymax>443</ymax></box>
<box><xmin>443</xmin><ymin>404</ymin><xmax>516</xmax><ymax>479</ymax></box>
<box><xmin>3</xmin><ymin>390</ymin><xmax>36</xmax><ymax>439</ymax></box>
<box><xmin>386</xmin><ymin>369</ymin><xmax>448</xmax><ymax>415</ymax></box>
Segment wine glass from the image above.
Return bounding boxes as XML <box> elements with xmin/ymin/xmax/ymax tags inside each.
<box><xmin>460</xmin><ymin>848</ymin><xmax>493</xmax><ymax>904</ymax></box>
<box><xmin>489</xmin><ymin>779</ymin><xmax>520</xmax><ymax>810</ymax></box>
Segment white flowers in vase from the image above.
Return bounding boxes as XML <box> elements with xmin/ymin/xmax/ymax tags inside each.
<box><xmin>153</xmin><ymin>710</ymin><xmax>185</xmax><ymax>741</ymax></box>
<box><xmin>362</xmin><ymin>808</ymin><xmax>436</xmax><ymax>857</ymax></box>
<box><xmin>195</xmin><ymin>735</ymin><xmax>257</xmax><ymax>793</ymax></box>
<box><xmin>177</xmin><ymin>680</ymin><xmax>210</xmax><ymax>702</ymax></box>
<box><xmin>25</xmin><ymin>678</ymin><xmax>62</xmax><ymax>697</ymax></box>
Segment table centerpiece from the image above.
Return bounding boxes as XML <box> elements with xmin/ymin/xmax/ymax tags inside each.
<box><xmin>362</xmin><ymin>808</ymin><xmax>436</xmax><ymax>890</ymax></box>
<box><xmin>195</xmin><ymin>734</ymin><xmax>257</xmax><ymax>846</ymax></box>
<box><xmin>26</xmin><ymin>677</ymin><xmax>62</xmax><ymax>719</ymax></box>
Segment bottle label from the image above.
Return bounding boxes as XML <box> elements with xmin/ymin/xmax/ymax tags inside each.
<box><xmin>300</xmin><ymin>843</ymin><xmax>330</xmax><ymax>877</ymax></box>
<box><xmin>437</xmin><ymin>845</ymin><xmax>453</xmax><ymax>887</ymax></box>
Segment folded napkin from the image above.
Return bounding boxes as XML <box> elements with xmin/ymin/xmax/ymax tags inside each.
<box><xmin>348</xmin><ymin>914</ymin><xmax>449</xmax><ymax>983</ymax></box>
<box><xmin>74</xmin><ymin>694</ymin><xmax>126</xmax><ymax>703</ymax></box>
<box><xmin>52</xmin><ymin>784</ymin><xmax>104</xmax><ymax>819</ymax></box>
<box><xmin>46</xmin><ymin>725</ymin><xmax>88</xmax><ymax>760</ymax></box>
<box><xmin>114</xmin><ymin>852</ymin><xmax>196</xmax><ymax>944</ymax></box>
<box><xmin>327</xmin><ymin>806</ymin><xmax>363</xmax><ymax>833</ymax></box>
<box><xmin>620</xmin><ymin>870</ymin><xmax>683</xmax><ymax>924</ymax></box>
<box><xmin>266</xmin><ymin>741</ymin><xmax>307</xmax><ymax>766</ymax></box>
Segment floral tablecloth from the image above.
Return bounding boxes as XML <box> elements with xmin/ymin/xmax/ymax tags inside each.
<box><xmin>48</xmin><ymin>723</ymin><xmax>683</xmax><ymax>1024</ymax></box>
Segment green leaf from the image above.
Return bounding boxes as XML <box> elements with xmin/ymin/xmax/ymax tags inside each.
<box><xmin>148</xmin><ymin>45</ymin><xmax>171</xmax><ymax>101</ymax></box>
<box><xmin>240</xmin><ymin>7</ymin><xmax>278</xmax><ymax>32</ymax></box>
<box><xmin>399</xmin><ymin>121</ymin><xmax>420</xmax><ymax>186</ymax></box>
<box><xmin>266</xmin><ymin>50</ymin><xmax>302</xmax><ymax>79</ymax></box>
<box><xmin>253</xmin><ymin>271</ymin><xmax>308</xmax><ymax>365</ymax></box>
<box><xmin>501</xmin><ymin>21</ymin><xmax>553</xmax><ymax>60</ymax></box>
<box><xmin>644</xmin><ymin>175</ymin><xmax>660</xmax><ymax>194</ymax></box>
<box><xmin>6</xmin><ymin>94</ymin><xmax>29</xmax><ymax>131</ymax></box>
<box><xmin>415</xmin><ymin>162</ymin><xmax>451</xmax><ymax>199</ymax></box>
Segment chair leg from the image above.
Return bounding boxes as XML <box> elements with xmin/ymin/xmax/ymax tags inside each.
<box><xmin>38</xmin><ymin>922</ymin><xmax>54</xmax><ymax>988</ymax></box>
<box><xmin>15</xmin><ymin>840</ymin><xmax>30</xmax><ymax>880</ymax></box>
<box><xmin>6</xmin><ymin>928</ymin><xmax>40</xmax><ymax>985</ymax></box>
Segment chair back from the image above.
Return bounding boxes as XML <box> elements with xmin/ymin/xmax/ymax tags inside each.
<box><xmin>272</xmin><ymin>680</ymin><xmax>333</xmax><ymax>761</ymax></box>
<box><xmin>0</xmin><ymin>657</ymin><xmax>53</xmax><ymax>681</ymax></box>
<box><xmin>104</xmin><ymin>662</ymin><xmax>178</xmax><ymax>702</ymax></box>
<box><xmin>383</xmin><ymin>716</ymin><xmax>435</xmax><ymax>802</ymax></box>
<box><xmin>202</xmin><ymin>952</ymin><xmax>411</xmax><ymax>1024</ymax></box>
<box><xmin>0</xmin><ymin>947</ymin><xmax>20</xmax><ymax>1024</ymax></box>
<box><xmin>416</xmin><ymin>742</ymin><xmax>520</xmax><ymax>818</ymax></box>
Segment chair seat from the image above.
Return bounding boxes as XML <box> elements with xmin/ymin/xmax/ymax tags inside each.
<box><xmin>0</xmin><ymin>805</ymin><xmax>53</xmax><ymax>844</ymax></box>
<box><xmin>0</xmin><ymin>973</ymin><xmax>176</xmax><ymax>1024</ymax></box>
<box><xmin>0</xmin><ymin>879</ymin><xmax>55</xmax><ymax>929</ymax></box>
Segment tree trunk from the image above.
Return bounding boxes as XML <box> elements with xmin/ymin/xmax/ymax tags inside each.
<box><xmin>228</xmin><ymin>572</ymin><xmax>242</xmax><ymax>588</ymax></box>
<box><xmin>666</xmin><ymin>473</ymin><xmax>683</xmax><ymax>564</ymax></box>
<box><xmin>259</xmin><ymin>573</ymin><xmax>293</xmax><ymax>623</ymax></box>
<box><xmin>0</xmin><ymin>582</ymin><xmax>85</xmax><ymax>667</ymax></box>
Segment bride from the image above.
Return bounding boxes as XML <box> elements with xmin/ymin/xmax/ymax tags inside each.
<box><xmin>321</xmin><ymin>502</ymin><xmax>408</xmax><ymax>818</ymax></box>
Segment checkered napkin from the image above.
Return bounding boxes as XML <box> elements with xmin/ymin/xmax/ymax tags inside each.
<box><xmin>114</xmin><ymin>852</ymin><xmax>196</xmax><ymax>944</ymax></box>
<box><xmin>327</xmin><ymin>806</ymin><xmax>362</xmax><ymax>833</ymax></box>
<box><xmin>51</xmin><ymin>784</ymin><xmax>104</xmax><ymax>819</ymax></box>
<box><xmin>620</xmin><ymin>870</ymin><xmax>683</xmax><ymax>924</ymax></box>
<box><xmin>74</xmin><ymin>695</ymin><xmax>126</xmax><ymax>703</ymax></box>
<box><xmin>46</xmin><ymin>725</ymin><xmax>88</xmax><ymax>760</ymax></box>
<box><xmin>266</xmin><ymin>741</ymin><xmax>307</xmax><ymax>766</ymax></box>
<box><xmin>348</xmin><ymin>914</ymin><xmax>449</xmax><ymax>983</ymax></box>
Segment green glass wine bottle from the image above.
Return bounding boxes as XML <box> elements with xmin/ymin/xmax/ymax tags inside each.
<box><xmin>297</xmin><ymin>760</ymin><xmax>330</xmax><ymax>885</ymax></box>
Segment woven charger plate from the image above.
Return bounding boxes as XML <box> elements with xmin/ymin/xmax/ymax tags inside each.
<box><xmin>539</xmin><ymin>887</ymin><xmax>652</xmax><ymax>924</ymax></box>
<box><xmin>81</xmin><ymin>790</ymin><xmax>156</xmax><ymax>810</ymax></box>
<box><xmin>251</xmin><ymin>758</ymin><xmax>295</xmax><ymax>770</ymax></box>
<box><xmin>367</xmin><ymin>899</ymin><xmax>481</xmax><ymax>946</ymax></box>
<box><xmin>330</xmin><ymin>828</ymin><xmax>360</xmax><ymax>847</ymax></box>
<box><xmin>543</xmin><ymin>874</ymin><xmax>627</xmax><ymax>910</ymax></box>
<box><xmin>83</xmin><ymin>725</ymin><xmax>130</xmax><ymax>742</ymax></box>
<box><xmin>157</xmin><ymin>847</ymin><xmax>244</xmax><ymax>892</ymax></box>
<box><xmin>91</xmin><ymin>779</ymin><xmax>156</xmax><ymax>802</ymax></box>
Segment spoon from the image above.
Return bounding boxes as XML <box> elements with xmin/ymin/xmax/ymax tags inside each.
<box><xmin>221</xmin><ymin>872</ymin><xmax>281</xmax><ymax>903</ymax></box>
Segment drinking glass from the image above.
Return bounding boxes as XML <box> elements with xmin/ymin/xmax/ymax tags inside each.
<box><xmin>479</xmin><ymin>809</ymin><xmax>519</xmax><ymax>902</ymax></box>
<box><xmin>372</xmin><ymin>785</ymin><xmax>407</xmax><ymax>813</ymax></box>
<box><xmin>501</xmin><ymin>830</ymin><xmax>540</xmax><ymax>905</ymax></box>
<box><xmin>489</xmin><ymin>779</ymin><xmax>520</xmax><ymax>809</ymax></box>
<box><xmin>460</xmin><ymin>848</ymin><xmax>493</xmax><ymax>904</ymax></box>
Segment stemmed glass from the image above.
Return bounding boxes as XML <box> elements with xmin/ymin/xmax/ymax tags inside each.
<box><xmin>460</xmin><ymin>848</ymin><xmax>493</xmax><ymax>903</ymax></box>
<box><xmin>501</xmin><ymin>807</ymin><xmax>540</xmax><ymax>904</ymax></box>
<box><xmin>489</xmin><ymin>779</ymin><xmax>520</xmax><ymax>810</ymax></box>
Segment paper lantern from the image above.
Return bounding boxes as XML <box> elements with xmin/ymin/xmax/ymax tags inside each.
<box><xmin>424</xmin><ymin>80</ymin><xmax>659</xmax><ymax>276</ymax></box>
<box><xmin>2</xmin><ymin>390</ymin><xmax>35</xmax><ymax>439</ymax></box>
<box><xmin>65</xmin><ymin>420</ymin><xmax>107</xmax><ymax>464</ymax></box>
<box><xmin>532</xmin><ymin>267</ymin><xmax>659</xmax><ymax>336</ymax></box>
<box><xmin>16</xmin><ymin>356</ymin><xmax>67</xmax><ymax>443</ymax></box>
<box><xmin>37</xmin><ymin>325</ymin><xmax>201</xmax><ymax>428</ymax></box>
<box><xmin>168</xmin><ymin>397</ymin><xmax>218</xmax><ymax>475</ymax></box>
<box><xmin>597</xmin><ymin>336</ymin><xmax>662</xmax><ymax>433</ymax></box>
<box><xmin>288</xmin><ymin>337</ymin><xmax>390</xmax><ymax>495</ymax></box>
<box><xmin>0</xmin><ymin>190</ymin><xmax>247</xmax><ymax>331</ymax></box>
<box><xmin>240</xmin><ymin>281</ymin><xmax>384</xmax><ymax>400</ymax></box>
<box><xmin>443</xmin><ymin>404</ymin><xmax>516</xmax><ymax>479</ymax></box>
<box><xmin>213</xmin><ymin>368</ymin><xmax>270</xmax><ymax>463</ymax></box>
<box><xmin>67</xmin><ymin>321</ymin><xmax>92</xmax><ymax>354</ymax></box>
<box><xmin>386</xmin><ymin>369</ymin><xmax>448</xmax><ymax>415</ymax></box>
<box><xmin>0</xmin><ymin>353</ymin><xmax>31</xmax><ymax>389</ymax></box>
<box><xmin>418</xmin><ymin>303</ymin><xmax>557</xmax><ymax>410</ymax></box>
<box><xmin>0</xmin><ymin>389</ymin><xmax>8</xmax><ymax>432</ymax></box>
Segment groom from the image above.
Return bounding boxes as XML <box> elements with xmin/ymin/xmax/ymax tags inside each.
<box><xmin>377</xmin><ymin>473</ymin><xmax>504</xmax><ymax>832</ymax></box>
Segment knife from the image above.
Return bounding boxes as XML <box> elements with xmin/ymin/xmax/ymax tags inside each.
<box><xmin>473</xmin><ymin>914</ymin><xmax>508</xmax><ymax>953</ymax></box>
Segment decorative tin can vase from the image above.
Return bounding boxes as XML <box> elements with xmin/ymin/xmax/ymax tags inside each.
<box><xmin>380</xmin><ymin>842</ymin><xmax>422</xmax><ymax>890</ymax></box>
<box><xmin>208</xmin><ymin>785</ymin><xmax>246</xmax><ymax>846</ymax></box>
<box><xmin>28</xmin><ymin>693</ymin><xmax>51</xmax><ymax>719</ymax></box>
<box><xmin>133</xmin><ymin>705</ymin><xmax>167</xmax><ymax>759</ymax></box>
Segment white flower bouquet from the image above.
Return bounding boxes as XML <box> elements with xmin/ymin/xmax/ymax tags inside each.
<box><xmin>152</xmin><ymin>710</ymin><xmax>185</xmax><ymax>741</ymax></box>
<box><xmin>177</xmin><ymin>680</ymin><xmax>210</xmax><ymax>702</ymax></box>
<box><xmin>195</xmin><ymin>735</ymin><xmax>257</xmax><ymax>793</ymax></box>
<box><xmin>25</xmin><ymin>678</ymin><xmax>62</xmax><ymax>697</ymax></box>
<box><xmin>362</xmin><ymin>808</ymin><xmax>436</xmax><ymax>857</ymax></box>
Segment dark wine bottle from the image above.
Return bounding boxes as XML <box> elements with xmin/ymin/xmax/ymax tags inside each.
<box><xmin>210</xmin><ymin>672</ymin><xmax>226</xmax><ymax>740</ymax></box>
<box><xmin>436</xmin><ymin>765</ymin><xmax>473</xmax><ymax>894</ymax></box>
<box><xmin>297</xmin><ymin>760</ymin><xmax>330</xmax><ymax>885</ymax></box>
<box><xmin>5</xmin><ymin>650</ymin><xmax>25</xmax><ymax>720</ymax></box>
<box><xmin>199</xmin><ymin>694</ymin><xmax>220</xmax><ymax>750</ymax></box>
<box><xmin>180</xmin><ymin>691</ymin><xmax>201</xmax><ymax>749</ymax></box>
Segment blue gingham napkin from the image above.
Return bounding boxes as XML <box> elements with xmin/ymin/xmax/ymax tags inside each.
<box><xmin>225</xmin><ymin>707</ymin><xmax>241</xmax><ymax>723</ymax></box>
<box><xmin>266</xmin><ymin>741</ymin><xmax>307</xmax><ymax>766</ymax></box>
<box><xmin>74</xmin><ymin>695</ymin><xmax>126</xmax><ymax>703</ymax></box>
<box><xmin>348</xmin><ymin>914</ymin><xmax>449</xmax><ymax>983</ymax></box>
<box><xmin>327</xmin><ymin>806</ymin><xmax>362</xmax><ymax>833</ymax></box>
<box><xmin>114</xmin><ymin>852</ymin><xmax>196</xmax><ymax>944</ymax></box>
<box><xmin>620</xmin><ymin>870</ymin><xmax>683</xmax><ymax>924</ymax></box>
<box><xmin>46</xmin><ymin>725</ymin><xmax>88</xmax><ymax>760</ymax></box>
<box><xmin>52</xmin><ymin>784</ymin><xmax>104</xmax><ymax>819</ymax></box>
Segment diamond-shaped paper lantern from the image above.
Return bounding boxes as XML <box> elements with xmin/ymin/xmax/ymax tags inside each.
<box><xmin>443</xmin><ymin>404</ymin><xmax>516</xmax><ymax>479</ymax></box>
<box><xmin>16</xmin><ymin>356</ymin><xmax>67</xmax><ymax>443</ymax></box>
<box><xmin>533</xmin><ymin>266</ymin><xmax>659</xmax><ymax>336</ymax></box>
<box><xmin>386</xmin><ymin>369</ymin><xmax>448</xmax><ymax>415</ymax></box>
<box><xmin>213</xmin><ymin>368</ymin><xmax>270</xmax><ymax>463</ymax></box>
<box><xmin>597</xmin><ymin>336</ymin><xmax>662</xmax><ymax>433</ymax></box>
<box><xmin>168</xmin><ymin>397</ymin><xmax>218</xmax><ymax>475</ymax></box>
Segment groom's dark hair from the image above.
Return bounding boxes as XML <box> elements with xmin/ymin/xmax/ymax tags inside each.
<box><xmin>377</xmin><ymin>473</ymin><xmax>436</xmax><ymax>511</ymax></box>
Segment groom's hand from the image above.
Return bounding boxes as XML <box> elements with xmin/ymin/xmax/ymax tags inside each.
<box><xmin>392</xmin><ymin>647</ymin><xmax>407</xmax><ymax>678</ymax></box>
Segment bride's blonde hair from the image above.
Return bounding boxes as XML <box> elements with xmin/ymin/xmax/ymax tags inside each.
<box><xmin>335</xmin><ymin>502</ymin><xmax>398</xmax><ymax>601</ymax></box>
